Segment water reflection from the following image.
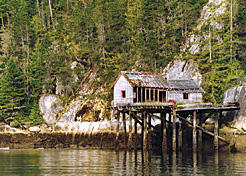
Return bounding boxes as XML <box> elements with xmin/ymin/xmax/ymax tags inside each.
<box><xmin>0</xmin><ymin>149</ymin><xmax>246</xmax><ymax>175</ymax></box>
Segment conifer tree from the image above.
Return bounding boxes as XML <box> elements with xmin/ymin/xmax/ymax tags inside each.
<box><xmin>0</xmin><ymin>58</ymin><xmax>26</xmax><ymax>122</ymax></box>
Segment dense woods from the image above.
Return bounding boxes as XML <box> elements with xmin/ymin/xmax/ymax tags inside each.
<box><xmin>0</xmin><ymin>0</ymin><xmax>245</xmax><ymax>126</ymax></box>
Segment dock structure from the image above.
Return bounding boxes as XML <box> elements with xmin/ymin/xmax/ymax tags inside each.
<box><xmin>112</xmin><ymin>102</ymin><xmax>239</xmax><ymax>152</ymax></box>
<box><xmin>111</xmin><ymin>71</ymin><xmax>239</xmax><ymax>152</ymax></box>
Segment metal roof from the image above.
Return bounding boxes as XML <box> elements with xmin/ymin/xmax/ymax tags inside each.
<box><xmin>122</xmin><ymin>71</ymin><xmax>169</xmax><ymax>89</ymax></box>
<box><xmin>167</xmin><ymin>79</ymin><xmax>204</xmax><ymax>93</ymax></box>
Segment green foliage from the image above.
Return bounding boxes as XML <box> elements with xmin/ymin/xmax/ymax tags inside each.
<box><xmin>0</xmin><ymin>58</ymin><xmax>26</xmax><ymax>121</ymax></box>
<box><xmin>0</xmin><ymin>0</ymin><xmax>245</xmax><ymax>125</ymax></box>
<box><xmin>28</xmin><ymin>103</ymin><xmax>45</xmax><ymax>127</ymax></box>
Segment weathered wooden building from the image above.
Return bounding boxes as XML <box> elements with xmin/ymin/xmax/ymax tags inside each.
<box><xmin>112</xmin><ymin>71</ymin><xmax>204</xmax><ymax>107</ymax></box>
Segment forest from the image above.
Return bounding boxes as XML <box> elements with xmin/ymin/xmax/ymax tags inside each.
<box><xmin>0</xmin><ymin>0</ymin><xmax>245</xmax><ymax>126</ymax></box>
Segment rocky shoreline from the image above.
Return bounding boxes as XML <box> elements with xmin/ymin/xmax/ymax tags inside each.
<box><xmin>1</xmin><ymin>130</ymin><xmax>246</xmax><ymax>153</ymax></box>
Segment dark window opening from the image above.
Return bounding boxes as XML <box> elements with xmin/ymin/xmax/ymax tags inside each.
<box><xmin>151</xmin><ymin>90</ymin><xmax>154</xmax><ymax>101</ymax></box>
<box><xmin>146</xmin><ymin>89</ymin><xmax>150</xmax><ymax>101</ymax></box>
<box><xmin>121</xmin><ymin>90</ymin><xmax>126</xmax><ymax>98</ymax></box>
<box><xmin>155</xmin><ymin>90</ymin><xmax>158</xmax><ymax>101</ymax></box>
<box><xmin>183</xmin><ymin>93</ymin><xmax>189</xmax><ymax>100</ymax></box>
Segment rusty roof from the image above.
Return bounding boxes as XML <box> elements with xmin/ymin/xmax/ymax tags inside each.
<box><xmin>122</xmin><ymin>71</ymin><xmax>169</xmax><ymax>89</ymax></box>
<box><xmin>167</xmin><ymin>79</ymin><xmax>204</xmax><ymax>93</ymax></box>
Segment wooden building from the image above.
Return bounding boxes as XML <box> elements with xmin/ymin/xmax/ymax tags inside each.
<box><xmin>112</xmin><ymin>71</ymin><xmax>204</xmax><ymax>107</ymax></box>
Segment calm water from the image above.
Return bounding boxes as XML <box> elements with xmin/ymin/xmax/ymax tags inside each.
<box><xmin>0</xmin><ymin>149</ymin><xmax>246</xmax><ymax>176</ymax></box>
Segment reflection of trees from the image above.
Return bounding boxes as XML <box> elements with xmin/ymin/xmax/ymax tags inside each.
<box><xmin>0</xmin><ymin>150</ymin><xmax>42</xmax><ymax>176</ymax></box>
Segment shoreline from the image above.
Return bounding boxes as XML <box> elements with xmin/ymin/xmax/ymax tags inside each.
<box><xmin>0</xmin><ymin>131</ymin><xmax>246</xmax><ymax>153</ymax></box>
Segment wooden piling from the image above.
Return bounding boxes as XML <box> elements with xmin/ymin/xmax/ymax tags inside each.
<box><xmin>115</xmin><ymin>110</ymin><xmax>120</xmax><ymax>151</ymax></box>
<box><xmin>198</xmin><ymin>119</ymin><xmax>203</xmax><ymax>151</ymax></box>
<box><xmin>143</xmin><ymin>111</ymin><xmax>148</xmax><ymax>151</ymax></box>
<box><xmin>161</xmin><ymin>112</ymin><xmax>167</xmax><ymax>152</ymax></box>
<box><xmin>173</xmin><ymin>110</ymin><xmax>177</xmax><ymax>152</ymax></box>
<box><xmin>134</xmin><ymin>113</ymin><xmax>138</xmax><ymax>150</ymax></box>
<box><xmin>193</xmin><ymin>111</ymin><xmax>197</xmax><ymax>153</ymax></box>
<box><xmin>214</xmin><ymin>111</ymin><xmax>219</xmax><ymax>151</ymax></box>
<box><xmin>148</xmin><ymin>113</ymin><xmax>152</xmax><ymax>150</ymax></box>
<box><xmin>123</xmin><ymin>112</ymin><xmax>127</xmax><ymax>148</ymax></box>
<box><xmin>128</xmin><ymin>111</ymin><xmax>133</xmax><ymax>150</ymax></box>
<box><xmin>178</xmin><ymin>120</ymin><xmax>182</xmax><ymax>151</ymax></box>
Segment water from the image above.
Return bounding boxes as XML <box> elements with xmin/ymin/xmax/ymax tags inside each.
<box><xmin>0</xmin><ymin>149</ymin><xmax>246</xmax><ymax>176</ymax></box>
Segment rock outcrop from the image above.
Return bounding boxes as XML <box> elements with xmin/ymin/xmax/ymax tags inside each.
<box><xmin>223</xmin><ymin>86</ymin><xmax>246</xmax><ymax>130</ymax></box>
<box><xmin>39</xmin><ymin>94</ymin><xmax>63</xmax><ymax>125</ymax></box>
<box><xmin>162</xmin><ymin>60</ymin><xmax>202</xmax><ymax>85</ymax></box>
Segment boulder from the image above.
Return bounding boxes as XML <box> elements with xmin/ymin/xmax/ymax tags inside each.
<box><xmin>29</xmin><ymin>126</ymin><xmax>40</xmax><ymax>133</ymax></box>
<box><xmin>39</xmin><ymin>94</ymin><xmax>63</xmax><ymax>125</ymax></box>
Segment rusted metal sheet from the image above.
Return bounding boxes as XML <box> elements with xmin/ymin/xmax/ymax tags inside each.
<box><xmin>123</xmin><ymin>71</ymin><xmax>169</xmax><ymax>88</ymax></box>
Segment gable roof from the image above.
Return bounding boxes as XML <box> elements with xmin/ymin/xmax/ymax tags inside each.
<box><xmin>117</xmin><ymin>71</ymin><xmax>169</xmax><ymax>89</ymax></box>
<box><xmin>167</xmin><ymin>79</ymin><xmax>204</xmax><ymax>93</ymax></box>
<box><xmin>113</xmin><ymin>71</ymin><xmax>204</xmax><ymax>93</ymax></box>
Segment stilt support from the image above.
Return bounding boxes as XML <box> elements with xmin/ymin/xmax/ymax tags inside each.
<box><xmin>178</xmin><ymin>120</ymin><xmax>182</xmax><ymax>151</ymax></box>
<box><xmin>134</xmin><ymin>113</ymin><xmax>138</xmax><ymax>150</ymax></box>
<box><xmin>161</xmin><ymin>112</ymin><xmax>167</xmax><ymax>152</ymax></box>
<box><xmin>214</xmin><ymin>111</ymin><xmax>219</xmax><ymax>151</ymax></box>
<box><xmin>143</xmin><ymin>111</ymin><xmax>148</xmax><ymax>151</ymax></box>
<box><xmin>123</xmin><ymin>112</ymin><xmax>127</xmax><ymax>148</ymax></box>
<box><xmin>193</xmin><ymin>111</ymin><xmax>197</xmax><ymax>153</ymax></box>
<box><xmin>148</xmin><ymin>113</ymin><xmax>152</xmax><ymax>150</ymax></box>
<box><xmin>173</xmin><ymin>110</ymin><xmax>177</xmax><ymax>152</ymax></box>
<box><xmin>128</xmin><ymin>111</ymin><xmax>133</xmax><ymax>150</ymax></box>
<box><xmin>115</xmin><ymin>110</ymin><xmax>120</xmax><ymax>151</ymax></box>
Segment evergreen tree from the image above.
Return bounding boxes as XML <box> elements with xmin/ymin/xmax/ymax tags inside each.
<box><xmin>0</xmin><ymin>58</ymin><xmax>26</xmax><ymax>123</ymax></box>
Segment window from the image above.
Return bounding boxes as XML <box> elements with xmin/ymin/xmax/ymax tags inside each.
<box><xmin>183</xmin><ymin>93</ymin><xmax>189</xmax><ymax>100</ymax></box>
<box><xmin>121</xmin><ymin>90</ymin><xmax>126</xmax><ymax>98</ymax></box>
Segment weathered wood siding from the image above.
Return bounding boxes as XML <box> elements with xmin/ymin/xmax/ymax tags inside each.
<box><xmin>114</xmin><ymin>75</ymin><xmax>134</xmax><ymax>107</ymax></box>
<box><xmin>168</xmin><ymin>92</ymin><xmax>203</xmax><ymax>104</ymax></box>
